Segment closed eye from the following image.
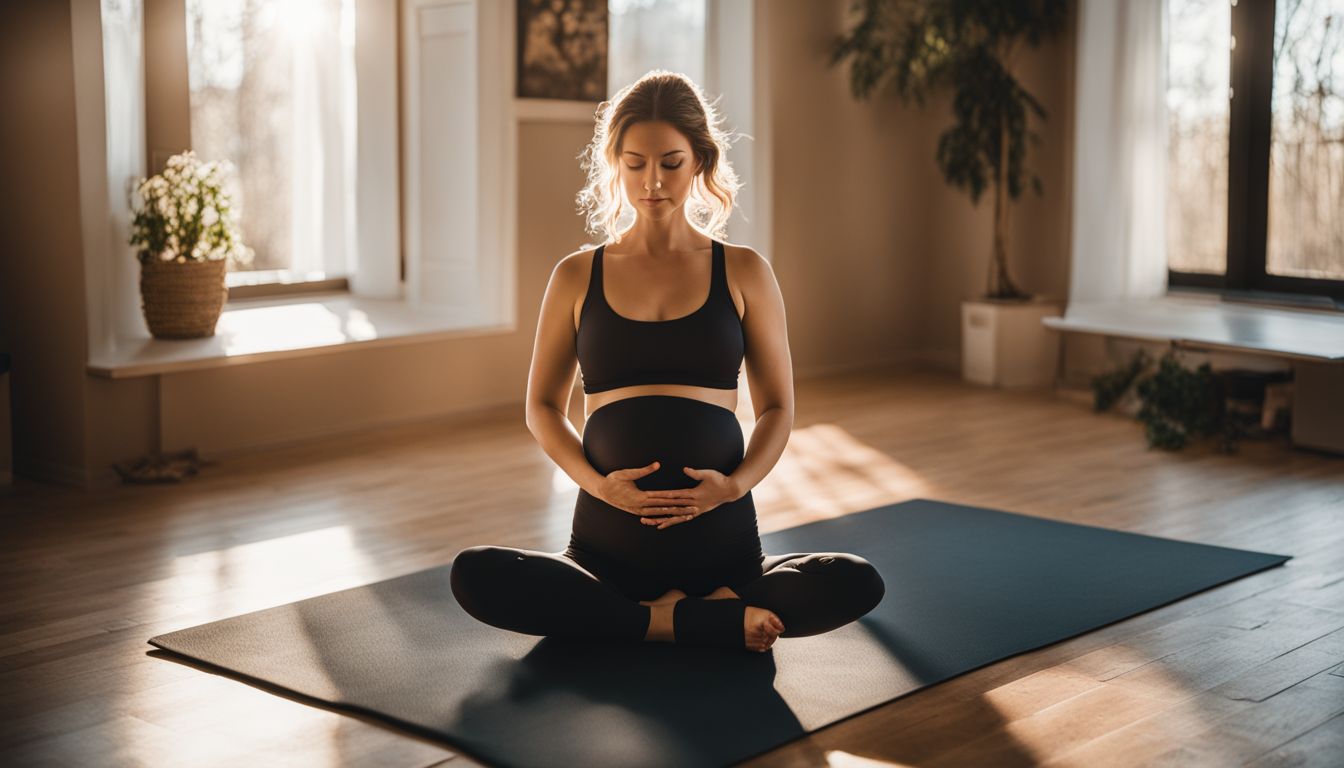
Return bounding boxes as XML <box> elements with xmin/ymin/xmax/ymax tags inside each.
<box><xmin>627</xmin><ymin>163</ymin><xmax>683</xmax><ymax>170</ymax></box>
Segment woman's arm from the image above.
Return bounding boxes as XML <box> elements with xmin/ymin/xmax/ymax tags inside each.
<box><xmin>523</xmin><ymin>252</ymin><xmax>608</xmax><ymax>498</ymax></box>
<box><xmin>726</xmin><ymin>245</ymin><xmax>795</xmax><ymax>498</ymax></box>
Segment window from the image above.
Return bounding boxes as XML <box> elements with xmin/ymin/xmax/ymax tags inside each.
<box><xmin>185</xmin><ymin>0</ymin><xmax>358</xmax><ymax>290</ymax></box>
<box><xmin>1166</xmin><ymin>0</ymin><xmax>1230</xmax><ymax>275</ymax></box>
<box><xmin>608</xmin><ymin>0</ymin><xmax>706</xmax><ymax>96</ymax></box>
<box><xmin>1167</xmin><ymin>0</ymin><xmax>1344</xmax><ymax>302</ymax></box>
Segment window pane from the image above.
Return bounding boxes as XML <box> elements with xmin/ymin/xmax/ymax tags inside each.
<box><xmin>608</xmin><ymin>0</ymin><xmax>705</xmax><ymax>96</ymax></box>
<box><xmin>1167</xmin><ymin>0</ymin><xmax>1231</xmax><ymax>275</ymax></box>
<box><xmin>1267</xmin><ymin>0</ymin><xmax>1344</xmax><ymax>280</ymax></box>
<box><xmin>186</xmin><ymin>0</ymin><xmax>356</xmax><ymax>280</ymax></box>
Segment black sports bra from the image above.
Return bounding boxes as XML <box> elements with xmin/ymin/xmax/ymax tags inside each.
<box><xmin>576</xmin><ymin>239</ymin><xmax>744</xmax><ymax>394</ymax></box>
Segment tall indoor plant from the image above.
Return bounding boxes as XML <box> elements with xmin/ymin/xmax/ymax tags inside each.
<box><xmin>830</xmin><ymin>0</ymin><xmax>1067</xmax><ymax>300</ymax></box>
<box><xmin>128</xmin><ymin>150</ymin><xmax>254</xmax><ymax>339</ymax></box>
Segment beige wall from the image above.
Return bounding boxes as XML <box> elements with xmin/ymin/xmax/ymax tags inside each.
<box><xmin>765</xmin><ymin>0</ymin><xmax>1075</xmax><ymax>376</ymax></box>
<box><xmin>764</xmin><ymin>0</ymin><xmax>943</xmax><ymax>379</ymax></box>
<box><xmin>2</xmin><ymin>0</ymin><xmax>1077</xmax><ymax>489</ymax></box>
<box><xmin>0</xmin><ymin>0</ymin><xmax>94</xmax><ymax>486</ymax></box>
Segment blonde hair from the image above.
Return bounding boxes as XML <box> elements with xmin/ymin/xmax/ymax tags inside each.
<box><xmin>576</xmin><ymin>69</ymin><xmax>744</xmax><ymax>246</ymax></box>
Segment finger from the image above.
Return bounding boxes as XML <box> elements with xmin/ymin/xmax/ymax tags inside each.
<box><xmin>640</xmin><ymin>514</ymin><xmax>684</xmax><ymax>526</ymax></box>
<box><xmin>643</xmin><ymin>505</ymin><xmax>698</xmax><ymax>515</ymax></box>
<box><xmin>657</xmin><ymin>513</ymin><xmax>695</xmax><ymax>530</ymax></box>
<box><xmin>640</xmin><ymin>497</ymin><xmax>696</xmax><ymax>507</ymax></box>
<box><xmin>642</xmin><ymin>492</ymin><xmax>698</xmax><ymax>505</ymax></box>
<box><xmin>614</xmin><ymin>461</ymin><xmax>659</xmax><ymax>479</ymax></box>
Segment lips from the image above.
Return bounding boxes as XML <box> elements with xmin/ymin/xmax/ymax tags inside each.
<box><xmin>640</xmin><ymin>198</ymin><xmax>665</xmax><ymax>203</ymax></box>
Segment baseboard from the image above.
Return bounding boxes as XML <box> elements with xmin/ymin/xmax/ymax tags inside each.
<box><xmin>12</xmin><ymin>457</ymin><xmax>101</xmax><ymax>491</ymax></box>
<box><xmin>195</xmin><ymin>399</ymin><xmax>523</xmax><ymax>464</ymax></box>
<box><xmin>793</xmin><ymin>349</ymin><xmax>959</xmax><ymax>382</ymax></box>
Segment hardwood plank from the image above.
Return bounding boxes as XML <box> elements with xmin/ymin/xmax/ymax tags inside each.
<box><xmin>1248</xmin><ymin>711</ymin><xmax>1344</xmax><ymax>767</ymax></box>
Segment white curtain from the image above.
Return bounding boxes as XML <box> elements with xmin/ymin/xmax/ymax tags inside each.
<box><xmin>1068</xmin><ymin>0</ymin><xmax>1169</xmax><ymax>305</ymax></box>
<box><xmin>289</xmin><ymin>0</ymin><xmax>357</xmax><ymax>278</ymax></box>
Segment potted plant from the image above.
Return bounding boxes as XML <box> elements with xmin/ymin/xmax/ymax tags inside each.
<box><xmin>128</xmin><ymin>150</ymin><xmax>254</xmax><ymax>339</ymax></box>
<box><xmin>831</xmin><ymin>0</ymin><xmax>1068</xmax><ymax>386</ymax></box>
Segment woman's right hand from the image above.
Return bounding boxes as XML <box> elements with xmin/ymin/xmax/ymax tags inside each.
<box><xmin>598</xmin><ymin>461</ymin><xmax>699</xmax><ymax>518</ymax></box>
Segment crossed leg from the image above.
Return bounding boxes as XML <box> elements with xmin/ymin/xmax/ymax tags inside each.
<box><xmin>449</xmin><ymin>546</ymin><xmax>885</xmax><ymax>650</ymax></box>
<box><xmin>727</xmin><ymin>552</ymin><xmax>887</xmax><ymax>638</ymax></box>
<box><xmin>449</xmin><ymin>546</ymin><xmax>652</xmax><ymax>642</ymax></box>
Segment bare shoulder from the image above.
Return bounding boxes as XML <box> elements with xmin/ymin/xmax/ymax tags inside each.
<box><xmin>722</xmin><ymin>240</ymin><xmax>772</xmax><ymax>268</ymax></box>
<box><xmin>721</xmin><ymin>241</ymin><xmax>777</xmax><ymax>290</ymax></box>
<box><xmin>551</xmin><ymin>247</ymin><xmax>600</xmax><ymax>329</ymax></box>
<box><xmin>555</xmin><ymin>246</ymin><xmax>598</xmax><ymax>279</ymax></box>
<box><xmin>720</xmin><ymin>242</ymin><xmax>779</xmax><ymax>321</ymax></box>
<box><xmin>546</xmin><ymin>246</ymin><xmax>598</xmax><ymax>296</ymax></box>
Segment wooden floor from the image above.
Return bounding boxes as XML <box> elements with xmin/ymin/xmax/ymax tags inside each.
<box><xmin>2</xmin><ymin>368</ymin><xmax>1342</xmax><ymax>767</ymax></box>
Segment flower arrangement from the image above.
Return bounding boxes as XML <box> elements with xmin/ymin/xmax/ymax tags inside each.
<box><xmin>128</xmin><ymin>149</ymin><xmax>254</xmax><ymax>267</ymax></box>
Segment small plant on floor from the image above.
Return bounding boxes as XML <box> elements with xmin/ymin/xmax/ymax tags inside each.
<box><xmin>1135</xmin><ymin>354</ymin><xmax>1238</xmax><ymax>452</ymax></box>
<box><xmin>1092</xmin><ymin>350</ymin><xmax>1242</xmax><ymax>453</ymax></box>
<box><xmin>1090</xmin><ymin>348</ymin><xmax>1151</xmax><ymax>413</ymax></box>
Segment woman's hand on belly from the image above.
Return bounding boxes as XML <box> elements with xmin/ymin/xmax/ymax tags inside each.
<box><xmin>598</xmin><ymin>461</ymin><xmax>703</xmax><ymax>519</ymax></box>
<box><xmin>638</xmin><ymin>466</ymin><xmax>743</xmax><ymax>530</ymax></box>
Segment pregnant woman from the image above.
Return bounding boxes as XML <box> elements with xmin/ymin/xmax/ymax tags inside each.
<box><xmin>450</xmin><ymin>70</ymin><xmax>885</xmax><ymax>653</ymax></box>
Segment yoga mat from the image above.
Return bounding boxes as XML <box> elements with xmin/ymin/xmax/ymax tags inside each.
<box><xmin>148</xmin><ymin>499</ymin><xmax>1290</xmax><ymax>768</ymax></box>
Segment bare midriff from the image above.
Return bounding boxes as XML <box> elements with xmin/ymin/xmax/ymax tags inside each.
<box><xmin>583</xmin><ymin>384</ymin><xmax>738</xmax><ymax>420</ymax></box>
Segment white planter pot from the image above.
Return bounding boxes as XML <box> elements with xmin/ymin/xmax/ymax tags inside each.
<box><xmin>961</xmin><ymin>297</ymin><xmax>1064</xmax><ymax>388</ymax></box>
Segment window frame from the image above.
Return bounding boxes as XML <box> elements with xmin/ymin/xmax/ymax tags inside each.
<box><xmin>1168</xmin><ymin>0</ymin><xmax>1344</xmax><ymax>305</ymax></box>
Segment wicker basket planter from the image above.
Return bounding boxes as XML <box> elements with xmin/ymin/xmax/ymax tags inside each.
<box><xmin>139</xmin><ymin>256</ymin><xmax>228</xmax><ymax>339</ymax></box>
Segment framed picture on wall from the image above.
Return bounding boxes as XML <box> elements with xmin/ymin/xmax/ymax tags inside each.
<box><xmin>516</xmin><ymin>0</ymin><xmax>608</xmax><ymax>101</ymax></box>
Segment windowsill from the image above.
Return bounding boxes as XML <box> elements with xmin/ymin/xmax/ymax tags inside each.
<box><xmin>1165</xmin><ymin>285</ymin><xmax>1344</xmax><ymax>313</ymax></box>
<box><xmin>1042</xmin><ymin>293</ymin><xmax>1344</xmax><ymax>361</ymax></box>
<box><xmin>87</xmin><ymin>293</ymin><xmax>515</xmax><ymax>379</ymax></box>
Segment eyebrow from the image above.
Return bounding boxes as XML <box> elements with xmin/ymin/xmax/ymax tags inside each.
<box><xmin>621</xmin><ymin>150</ymin><xmax>686</xmax><ymax>158</ymax></box>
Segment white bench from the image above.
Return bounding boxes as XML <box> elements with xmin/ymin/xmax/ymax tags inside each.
<box><xmin>1042</xmin><ymin>296</ymin><xmax>1344</xmax><ymax>453</ymax></box>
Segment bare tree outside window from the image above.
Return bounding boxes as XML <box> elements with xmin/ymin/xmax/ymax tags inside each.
<box><xmin>1167</xmin><ymin>0</ymin><xmax>1231</xmax><ymax>275</ymax></box>
<box><xmin>186</xmin><ymin>0</ymin><xmax>357</xmax><ymax>285</ymax></box>
<box><xmin>1268</xmin><ymin>0</ymin><xmax>1344</xmax><ymax>280</ymax></box>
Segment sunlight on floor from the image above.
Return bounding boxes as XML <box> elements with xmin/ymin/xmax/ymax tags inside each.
<box><xmin>123</xmin><ymin>524</ymin><xmax>391</xmax><ymax>766</ymax></box>
<box><xmin>159</xmin><ymin>524</ymin><xmax>379</xmax><ymax>623</ymax></box>
<box><xmin>757</xmin><ymin>423</ymin><xmax>933</xmax><ymax>518</ymax></box>
<box><xmin>824</xmin><ymin>750</ymin><xmax>911</xmax><ymax>767</ymax></box>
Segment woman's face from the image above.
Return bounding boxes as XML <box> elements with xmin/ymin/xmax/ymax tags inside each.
<box><xmin>617</xmin><ymin>120</ymin><xmax>699</xmax><ymax>220</ymax></box>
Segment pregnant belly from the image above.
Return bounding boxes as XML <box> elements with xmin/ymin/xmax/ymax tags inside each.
<box><xmin>582</xmin><ymin>395</ymin><xmax>745</xmax><ymax>485</ymax></box>
<box><xmin>573</xmin><ymin>395</ymin><xmax>761</xmax><ymax>573</ymax></box>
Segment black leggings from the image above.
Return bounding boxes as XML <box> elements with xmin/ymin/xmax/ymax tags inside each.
<box><xmin>450</xmin><ymin>396</ymin><xmax>885</xmax><ymax>647</ymax></box>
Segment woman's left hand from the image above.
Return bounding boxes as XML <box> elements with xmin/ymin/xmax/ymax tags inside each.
<box><xmin>638</xmin><ymin>467</ymin><xmax>741</xmax><ymax>530</ymax></box>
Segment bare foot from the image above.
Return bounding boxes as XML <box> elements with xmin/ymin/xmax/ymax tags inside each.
<box><xmin>639</xmin><ymin>588</ymin><xmax>687</xmax><ymax>607</ymax></box>
<box><xmin>744</xmin><ymin>606</ymin><xmax>785</xmax><ymax>652</ymax></box>
<box><xmin>704</xmin><ymin>586</ymin><xmax>739</xmax><ymax>600</ymax></box>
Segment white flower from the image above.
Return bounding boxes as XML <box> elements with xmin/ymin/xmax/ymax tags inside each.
<box><xmin>129</xmin><ymin>150</ymin><xmax>249</xmax><ymax>266</ymax></box>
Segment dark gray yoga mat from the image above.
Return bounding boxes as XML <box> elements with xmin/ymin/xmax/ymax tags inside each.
<box><xmin>148</xmin><ymin>498</ymin><xmax>1289</xmax><ymax>768</ymax></box>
